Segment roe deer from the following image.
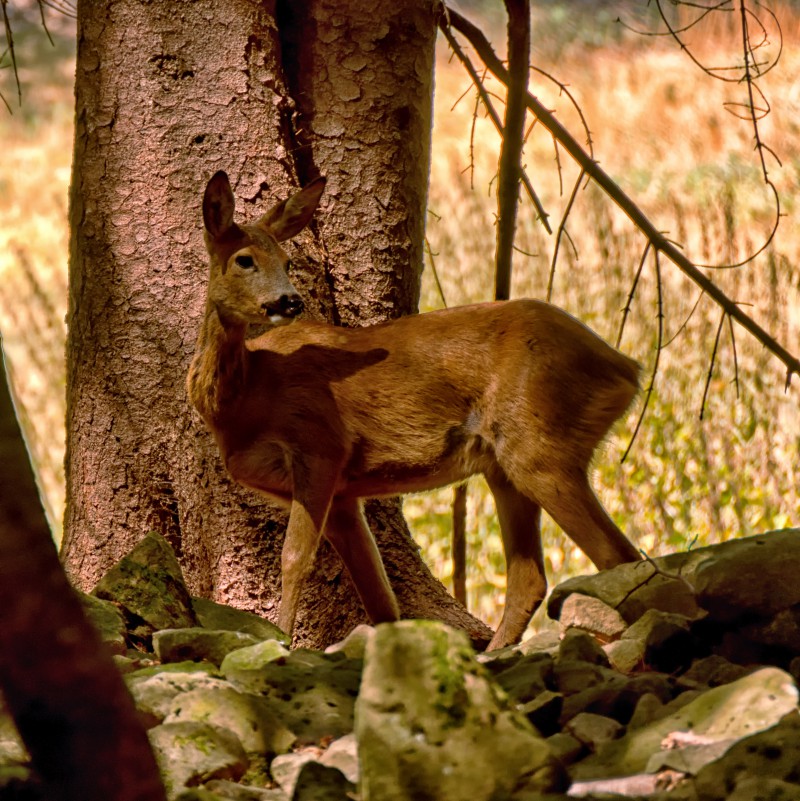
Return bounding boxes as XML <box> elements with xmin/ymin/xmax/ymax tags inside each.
<box><xmin>188</xmin><ymin>171</ymin><xmax>642</xmax><ymax>650</ymax></box>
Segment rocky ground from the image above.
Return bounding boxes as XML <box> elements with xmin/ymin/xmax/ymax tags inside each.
<box><xmin>2</xmin><ymin>528</ymin><xmax>800</xmax><ymax>800</ymax></box>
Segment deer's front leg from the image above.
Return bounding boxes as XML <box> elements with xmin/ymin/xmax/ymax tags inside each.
<box><xmin>277</xmin><ymin>459</ymin><xmax>338</xmax><ymax>640</ymax></box>
<box><xmin>324</xmin><ymin>498</ymin><xmax>400</xmax><ymax>624</ymax></box>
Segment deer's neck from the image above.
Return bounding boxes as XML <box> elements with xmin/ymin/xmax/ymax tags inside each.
<box><xmin>188</xmin><ymin>302</ymin><xmax>248</xmax><ymax>426</ymax></box>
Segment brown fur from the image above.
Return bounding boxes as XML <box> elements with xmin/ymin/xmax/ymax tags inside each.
<box><xmin>188</xmin><ymin>172</ymin><xmax>643</xmax><ymax>650</ymax></box>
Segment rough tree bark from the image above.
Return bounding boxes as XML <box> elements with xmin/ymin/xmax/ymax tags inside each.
<box><xmin>63</xmin><ymin>0</ymin><xmax>492</xmax><ymax>648</ymax></box>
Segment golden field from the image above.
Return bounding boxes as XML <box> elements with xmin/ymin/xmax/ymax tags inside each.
<box><xmin>1</xmin><ymin>5</ymin><xmax>798</xmax><ymax>634</ymax></box>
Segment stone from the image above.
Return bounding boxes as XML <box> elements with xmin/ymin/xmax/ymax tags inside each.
<box><xmin>220</xmin><ymin>640</ymin><xmax>291</xmax><ymax>674</ymax></box>
<box><xmin>192</xmin><ymin>597</ymin><xmax>289</xmax><ymax>644</ymax></box>
<box><xmin>604</xmin><ymin>637</ymin><xmax>644</xmax><ymax>674</ymax></box>
<box><xmin>319</xmin><ymin>733</ymin><xmax>358</xmax><ymax>785</ymax></box>
<box><xmin>92</xmin><ymin>531</ymin><xmax>197</xmax><ymax>635</ymax></box>
<box><xmin>690</xmin><ymin>713</ymin><xmax>800</xmax><ymax>800</ymax></box>
<box><xmin>204</xmin><ymin>780</ymin><xmax>288</xmax><ymax>800</ymax></box>
<box><xmin>558</xmin><ymin>628</ymin><xmax>611</xmax><ymax>666</ymax></box>
<box><xmin>518</xmin><ymin>690</ymin><xmax>563</xmax><ymax>737</ymax></box>
<box><xmin>552</xmin><ymin>659</ymin><xmax>621</xmax><ymax>697</ymax></box>
<box><xmin>164</xmin><ymin>687</ymin><xmax>295</xmax><ymax>755</ymax></box>
<box><xmin>558</xmin><ymin>593</ymin><xmax>627</xmax><ymax>643</ymax></box>
<box><xmin>154</xmin><ymin>628</ymin><xmax>263</xmax><ymax>666</ymax></box>
<box><xmin>622</xmin><ymin>609</ymin><xmax>694</xmax><ymax>674</ymax></box>
<box><xmin>738</xmin><ymin>606</ymin><xmax>800</xmax><ymax>652</ymax></box>
<box><xmin>80</xmin><ymin>592</ymin><xmax>128</xmax><ymax>654</ymax></box>
<box><xmin>292</xmin><ymin>762</ymin><xmax>354</xmax><ymax>801</ymax></box>
<box><xmin>561</xmin><ymin>671</ymin><xmax>674</xmax><ymax>727</ymax></box>
<box><xmin>694</xmin><ymin>529</ymin><xmax>800</xmax><ymax>622</ymax></box>
<box><xmin>545</xmin><ymin>732</ymin><xmax>585</xmax><ymax>765</ymax></box>
<box><xmin>491</xmin><ymin>652</ymin><xmax>554</xmax><ymax>704</ymax></box>
<box><xmin>323</xmin><ymin>624</ymin><xmax>374</xmax><ymax>660</ymax></box>
<box><xmin>127</xmin><ymin>669</ymin><xmax>234</xmax><ymax>728</ymax></box>
<box><xmin>271</xmin><ymin>752</ymin><xmax>317</xmax><ymax>797</ymax></box>
<box><xmin>223</xmin><ymin>648</ymin><xmax>362</xmax><ymax>742</ymax></box>
<box><xmin>355</xmin><ymin>620</ymin><xmax>566</xmax><ymax>801</ymax></box>
<box><xmin>627</xmin><ymin>692</ymin><xmax>665</xmax><ymax>730</ymax></box>
<box><xmin>680</xmin><ymin>655</ymin><xmax>751</xmax><ymax>689</ymax></box>
<box><xmin>149</xmin><ymin>721</ymin><xmax>249</xmax><ymax>797</ymax></box>
<box><xmin>565</xmin><ymin>711</ymin><xmax>624</xmax><ymax>750</ymax></box>
<box><xmin>571</xmin><ymin>667</ymin><xmax>799</xmax><ymax>781</ymax></box>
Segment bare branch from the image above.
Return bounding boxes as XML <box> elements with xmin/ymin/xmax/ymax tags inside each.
<box><xmin>616</xmin><ymin>241</ymin><xmax>651</xmax><ymax>349</ymax></box>
<box><xmin>547</xmin><ymin>169</ymin><xmax>583</xmax><ymax>302</ymax></box>
<box><xmin>438</xmin><ymin>16</ymin><xmax>551</xmax><ymax>234</ymax></box>
<box><xmin>445</xmin><ymin>4</ymin><xmax>799</xmax><ymax>387</ymax></box>
<box><xmin>623</xmin><ymin>250</ymin><xmax>664</xmax><ymax>462</ymax></box>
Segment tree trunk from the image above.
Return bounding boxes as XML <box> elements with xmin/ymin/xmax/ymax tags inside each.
<box><xmin>63</xmin><ymin>0</ymin><xmax>492</xmax><ymax>648</ymax></box>
<box><xmin>1</xmin><ymin>340</ymin><xmax>165</xmax><ymax>801</ymax></box>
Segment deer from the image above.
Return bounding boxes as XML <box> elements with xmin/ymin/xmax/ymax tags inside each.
<box><xmin>188</xmin><ymin>170</ymin><xmax>643</xmax><ymax>651</ymax></box>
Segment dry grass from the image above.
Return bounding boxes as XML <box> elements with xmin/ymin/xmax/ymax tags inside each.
<box><xmin>1</xmin><ymin>5</ymin><xmax>797</xmax><ymax>635</ymax></box>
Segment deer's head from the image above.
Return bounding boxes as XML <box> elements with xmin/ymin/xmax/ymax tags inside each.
<box><xmin>202</xmin><ymin>171</ymin><xmax>325</xmax><ymax>326</ymax></box>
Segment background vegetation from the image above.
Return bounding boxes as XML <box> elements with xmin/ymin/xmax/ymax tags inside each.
<box><xmin>1</xmin><ymin>2</ymin><xmax>797</xmax><ymax>636</ymax></box>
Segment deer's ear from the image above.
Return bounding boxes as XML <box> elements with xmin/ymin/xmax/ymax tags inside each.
<box><xmin>258</xmin><ymin>177</ymin><xmax>326</xmax><ymax>242</ymax></box>
<box><xmin>203</xmin><ymin>171</ymin><xmax>236</xmax><ymax>238</ymax></box>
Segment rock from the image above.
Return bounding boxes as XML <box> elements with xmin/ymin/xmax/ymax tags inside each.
<box><xmin>561</xmin><ymin>671</ymin><xmax>674</xmax><ymax>727</ymax></box>
<box><xmin>515</xmin><ymin>628</ymin><xmax>560</xmax><ymax>656</ymax></box>
<box><xmin>519</xmin><ymin>690</ymin><xmax>563</xmax><ymax>736</ymax></box>
<box><xmin>604</xmin><ymin>637</ymin><xmax>645</xmax><ymax>673</ymax></box>
<box><xmin>565</xmin><ymin>711</ymin><xmax>624</xmax><ymax>750</ymax></box>
<box><xmin>173</xmin><ymin>792</ymin><xmax>227</xmax><ymax>801</ymax></box>
<box><xmin>323</xmin><ymin>624</ymin><xmax>374</xmax><ymax>660</ymax></box>
<box><xmin>149</xmin><ymin>721</ymin><xmax>249</xmax><ymax>798</ymax></box>
<box><xmin>127</xmin><ymin>669</ymin><xmax>234</xmax><ymax>727</ymax></box>
<box><xmin>79</xmin><ymin>592</ymin><xmax>128</xmax><ymax>654</ymax></box>
<box><xmin>558</xmin><ymin>628</ymin><xmax>611</xmax><ymax>666</ymax></box>
<box><xmin>621</xmin><ymin>609</ymin><xmax>695</xmax><ymax>674</ymax></box>
<box><xmin>738</xmin><ymin>605</ymin><xmax>800</xmax><ymax>652</ymax></box>
<box><xmin>154</xmin><ymin>628</ymin><xmax>263</xmax><ymax>666</ymax></box>
<box><xmin>355</xmin><ymin>620</ymin><xmax>567</xmax><ymax>801</ymax></box>
<box><xmin>694</xmin><ymin>529</ymin><xmax>800</xmax><ymax>622</ymax></box>
<box><xmin>491</xmin><ymin>652</ymin><xmax>554</xmax><ymax>704</ymax></box>
<box><xmin>559</xmin><ymin>593</ymin><xmax>627</xmax><ymax>643</ymax></box>
<box><xmin>292</xmin><ymin>762</ymin><xmax>354</xmax><ymax>801</ymax></box>
<box><xmin>679</xmin><ymin>655</ymin><xmax>751</xmax><ymax>689</ymax></box>
<box><xmin>545</xmin><ymin>732</ymin><xmax>585</xmax><ymax>765</ymax></box>
<box><xmin>223</xmin><ymin>648</ymin><xmax>361</xmax><ymax>742</ymax></box>
<box><xmin>271</xmin><ymin>752</ymin><xmax>317</xmax><ymax>797</ymax></box>
<box><xmin>204</xmin><ymin>780</ymin><xmax>288</xmax><ymax>800</ymax></box>
<box><xmin>164</xmin><ymin>687</ymin><xmax>295</xmax><ymax>755</ymax></box>
<box><xmin>689</xmin><ymin>713</ymin><xmax>800</xmax><ymax>800</ymax></box>
<box><xmin>571</xmin><ymin>667</ymin><xmax>799</xmax><ymax>781</ymax></box>
<box><xmin>552</xmin><ymin>659</ymin><xmax>621</xmax><ymax>697</ymax></box>
<box><xmin>548</xmin><ymin>550</ymin><xmax>701</xmax><ymax>624</ymax></box>
<box><xmin>319</xmin><ymin>733</ymin><xmax>358</xmax><ymax>785</ymax></box>
<box><xmin>220</xmin><ymin>640</ymin><xmax>291</xmax><ymax>674</ymax></box>
<box><xmin>92</xmin><ymin>531</ymin><xmax>197</xmax><ymax>636</ymax></box>
<box><xmin>192</xmin><ymin>597</ymin><xmax>289</xmax><ymax>644</ymax></box>
<box><xmin>627</xmin><ymin>692</ymin><xmax>665</xmax><ymax>729</ymax></box>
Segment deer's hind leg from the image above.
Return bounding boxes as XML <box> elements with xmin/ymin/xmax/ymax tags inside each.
<box><xmin>485</xmin><ymin>471</ymin><xmax>546</xmax><ymax>651</ymax></box>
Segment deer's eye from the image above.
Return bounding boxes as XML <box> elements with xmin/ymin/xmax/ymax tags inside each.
<box><xmin>235</xmin><ymin>254</ymin><xmax>255</xmax><ymax>269</ymax></box>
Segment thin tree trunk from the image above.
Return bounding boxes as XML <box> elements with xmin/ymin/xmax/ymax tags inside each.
<box><xmin>0</xmin><ymin>341</ymin><xmax>165</xmax><ymax>801</ymax></box>
<box><xmin>63</xmin><ymin>0</ymin><xmax>492</xmax><ymax>648</ymax></box>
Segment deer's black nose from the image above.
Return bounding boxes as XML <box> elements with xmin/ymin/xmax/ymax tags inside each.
<box><xmin>263</xmin><ymin>294</ymin><xmax>304</xmax><ymax>318</ymax></box>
